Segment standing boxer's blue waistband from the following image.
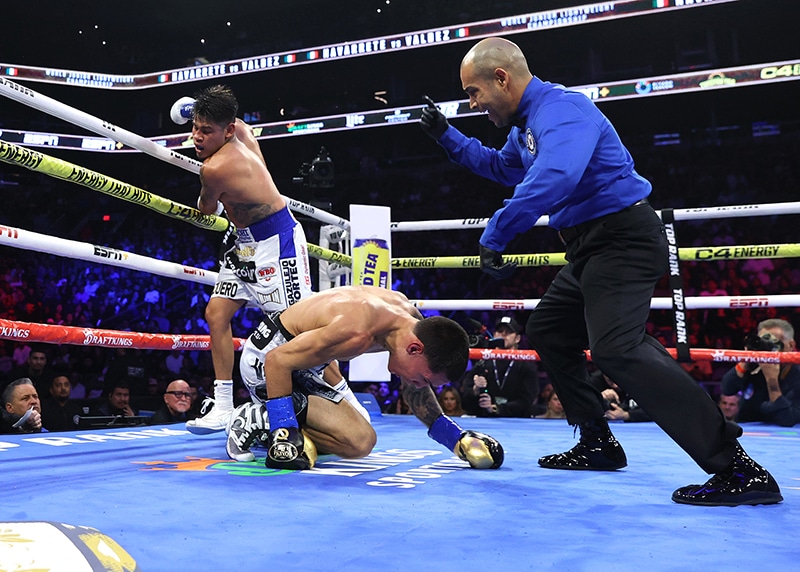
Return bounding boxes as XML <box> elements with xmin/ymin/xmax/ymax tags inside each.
<box><xmin>237</xmin><ymin>206</ymin><xmax>296</xmax><ymax>242</ymax></box>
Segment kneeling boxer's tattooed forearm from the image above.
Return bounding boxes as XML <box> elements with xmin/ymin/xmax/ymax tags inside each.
<box><xmin>402</xmin><ymin>382</ymin><xmax>443</xmax><ymax>427</ymax></box>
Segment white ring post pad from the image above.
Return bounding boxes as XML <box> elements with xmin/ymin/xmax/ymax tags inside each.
<box><xmin>349</xmin><ymin>204</ymin><xmax>392</xmax><ymax>382</ymax></box>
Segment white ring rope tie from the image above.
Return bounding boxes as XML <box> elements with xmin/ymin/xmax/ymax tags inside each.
<box><xmin>0</xmin><ymin>77</ymin><xmax>350</xmax><ymax>231</ymax></box>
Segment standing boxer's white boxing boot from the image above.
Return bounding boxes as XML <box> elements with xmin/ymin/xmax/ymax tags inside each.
<box><xmin>186</xmin><ymin>380</ymin><xmax>234</xmax><ymax>434</ymax></box>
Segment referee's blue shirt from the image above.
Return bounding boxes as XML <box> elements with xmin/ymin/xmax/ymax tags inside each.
<box><xmin>437</xmin><ymin>76</ymin><xmax>651</xmax><ymax>251</ymax></box>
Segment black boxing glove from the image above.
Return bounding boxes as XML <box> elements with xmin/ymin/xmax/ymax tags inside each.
<box><xmin>420</xmin><ymin>96</ymin><xmax>449</xmax><ymax>140</ymax></box>
<box><xmin>456</xmin><ymin>430</ymin><xmax>504</xmax><ymax>470</ymax></box>
<box><xmin>265</xmin><ymin>426</ymin><xmax>318</xmax><ymax>470</ymax></box>
<box><xmin>479</xmin><ymin>244</ymin><xmax>517</xmax><ymax>280</ymax></box>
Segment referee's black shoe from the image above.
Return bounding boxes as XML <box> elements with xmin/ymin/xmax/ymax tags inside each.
<box><xmin>538</xmin><ymin>417</ymin><xmax>627</xmax><ymax>471</ymax></box>
<box><xmin>671</xmin><ymin>444</ymin><xmax>783</xmax><ymax>506</ymax></box>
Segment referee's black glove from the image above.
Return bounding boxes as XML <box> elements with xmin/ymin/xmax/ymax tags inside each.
<box><xmin>479</xmin><ymin>244</ymin><xmax>517</xmax><ymax>280</ymax></box>
<box><xmin>420</xmin><ymin>96</ymin><xmax>449</xmax><ymax>140</ymax></box>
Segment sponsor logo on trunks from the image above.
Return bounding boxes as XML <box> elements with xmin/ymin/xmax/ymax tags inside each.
<box><xmin>213</xmin><ymin>281</ymin><xmax>239</xmax><ymax>297</ymax></box>
<box><xmin>236</xmin><ymin>246</ymin><xmax>256</xmax><ymax>258</ymax></box>
<box><xmin>257</xmin><ymin>289</ymin><xmax>282</xmax><ymax>307</ymax></box>
<box><xmin>250</xmin><ymin>356</ymin><xmax>266</xmax><ymax>381</ymax></box>
<box><xmin>236</xmin><ymin>228</ymin><xmax>255</xmax><ymax>243</ymax></box>
<box><xmin>250</xmin><ymin>323</ymin><xmax>274</xmax><ymax>351</ymax></box>
<box><xmin>300</xmin><ymin>245</ymin><xmax>311</xmax><ymax>286</ymax></box>
<box><xmin>281</xmin><ymin>259</ymin><xmax>302</xmax><ymax>306</ymax></box>
<box><xmin>230</xmin><ymin>261</ymin><xmax>257</xmax><ymax>283</ymax></box>
<box><xmin>257</xmin><ymin>265</ymin><xmax>277</xmax><ymax>281</ymax></box>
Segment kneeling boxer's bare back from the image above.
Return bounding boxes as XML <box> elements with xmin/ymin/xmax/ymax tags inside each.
<box><xmin>235</xmin><ymin>285</ymin><xmax>505</xmax><ymax>471</ymax></box>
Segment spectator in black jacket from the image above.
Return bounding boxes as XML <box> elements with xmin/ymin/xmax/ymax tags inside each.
<box><xmin>149</xmin><ymin>379</ymin><xmax>196</xmax><ymax>425</ymax></box>
<box><xmin>40</xmin><ymin>372</ymin><xmax>84</xmax><ymax>432</ymax></box>
<box><xmin>4</xmin><ymin>344</ymin><xmax>54</xmax><ymax>397</ymax></box>
<box><xmin>91</xmin><ymin>379</ymin><xmax>138</xmax><ymax>418</ymax></box>
<box><xmin>1</xmin><ymin>378</ymin><xmax>44</xmax><ymax>434</ymax></box>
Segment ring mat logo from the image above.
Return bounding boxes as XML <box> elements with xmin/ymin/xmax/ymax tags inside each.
<box><xmin>133</xmin><ymin>449</ymin><xmax>465</xmax><ymax>481</ymax></box>
<box><xmin>134</xmin><ymin>456</ymin><xmax>293</xmax><ymax>476</ymax></box>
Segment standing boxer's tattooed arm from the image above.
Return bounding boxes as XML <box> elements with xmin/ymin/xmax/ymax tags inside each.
<box><xmin>402</xmin><ymin>381</ymin><xmax>444</xmax><ymax>427</ymax></box>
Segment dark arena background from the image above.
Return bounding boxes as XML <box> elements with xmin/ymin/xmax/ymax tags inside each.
<box><xmin>1</xmin><ymin>1</ymin><xmax>799</xmax><ymax>570</ymax></box>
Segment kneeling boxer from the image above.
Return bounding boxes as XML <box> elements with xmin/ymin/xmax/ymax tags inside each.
<box><xmin>228</xmin><ymin>285</ymin><xmax>504</xmax><ymax>470</ymax></box>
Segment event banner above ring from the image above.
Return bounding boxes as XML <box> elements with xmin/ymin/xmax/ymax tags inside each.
<box><xmin>3</xmin><ymin>59</ymin><xmax>797</xmax><ymax>153</ymax></box>
<box><xmin>0</xmin><ymin>1</ymin><xmax>737</xmax><ymax>89</ymax></box>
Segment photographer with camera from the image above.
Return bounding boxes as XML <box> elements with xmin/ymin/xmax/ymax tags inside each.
<box><xmin>461</xmin><ymin>317</ymin><xmax>539</xmax><ymax>418</ymax></box>
<box><xmin>721</xmin><ymin>319</ymin><xmax>800</xmax><ymax>427</ymax></box>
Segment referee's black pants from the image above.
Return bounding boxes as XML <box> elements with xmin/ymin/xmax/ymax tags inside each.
<box><xmin>527</xmin><ymin>202</ymin><xmax>741</xmax><ymax>474</ymax></box>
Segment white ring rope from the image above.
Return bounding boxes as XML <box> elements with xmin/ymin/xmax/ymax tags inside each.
<box><xmin>0</xmin><ymin>77</ymin><xmax>202</xmax><ymax>173</ymax></box>
<box><xmin>411</xmin><ymin>296</ymin><xmax>800</xmax><ymax>312</ymax></box>
<box><xmin>390</xmin><ymin>201</ymin><xmax>800</xmax><ymax>232</ymax></box>
<box><xmin>0</xmin><ymin>77</ymin><xmax>350</xmax><ymax>231</ymax></box>
<box><xmin>0</xmin><ymin>224</ymin><xmax>217</xmax><ymax>286</ymax></box>
<box><xmin>0</xmin><ymin>224</ymin><xmax>348</xmax><ymax>282</ymax></box>
<box><xmin>1</xmin><ymin>223</ymin><xmax>795</xmax><ymax>313</ymax></box>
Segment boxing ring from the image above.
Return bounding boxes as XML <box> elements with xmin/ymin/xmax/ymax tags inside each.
<box><xmin>1</xmin><ymin>418</ymin><xmax>798</xmax><ymax>571</ymax></box>
<box><xmin>1</xmin><ymin>79</ymin><xmax>800</xmax><ymax>571</ymax></box>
